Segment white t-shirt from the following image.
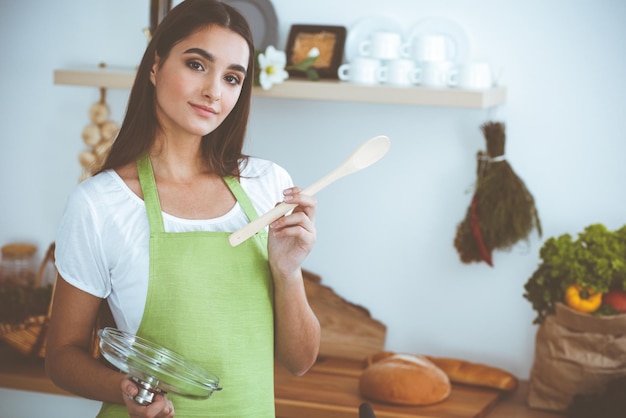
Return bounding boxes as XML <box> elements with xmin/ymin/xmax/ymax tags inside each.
<box><xmin>55</xmin><ymin>157</ymin><xmax>292</xmax><ymax>334</ymax></box>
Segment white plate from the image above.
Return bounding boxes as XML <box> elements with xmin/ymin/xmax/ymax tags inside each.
<box><xmin>221</xmin><ymin>0</ymin><xmax>278</xmax><ymax>51</ymax></box>
<box><xmin>407</xmin><ymin>17</ymin><xmax>471</xmax><ymax>64</ymax></box>
<box><xmin>344</xmin><ymin>16</ymin><xmax>404</xmax><ymax>62</ymax></box>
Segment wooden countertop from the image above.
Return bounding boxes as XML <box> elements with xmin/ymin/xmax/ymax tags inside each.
<box><xmin>275</xmin><ymin>356</ymin><xmax>564</xmax><ymax>418</ymax></box>
<box><xmin>0</xmin><ymin>344</ymin><xmax>562</xmax><ymax>417</ymax></box>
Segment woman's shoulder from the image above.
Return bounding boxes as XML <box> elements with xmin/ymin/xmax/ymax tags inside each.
<box><xmin>239</xmin><ymin>157</ymin><xmax>293</xmax><ymax>207</ymax></box>
<box><xmin>240</xmin><ymin>156</ymin><xmax>291</xmax><ymax>181</ymax></box>
<box><xmin>67</xmin><ymin>169</ymin><xmax>143</xmax><ymax>214</ymax></box>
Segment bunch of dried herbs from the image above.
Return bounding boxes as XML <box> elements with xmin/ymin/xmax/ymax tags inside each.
<box><xmin>454</xmin><ymin>121</ymin><xmax>542</xmax><ymax>266</ymax></box>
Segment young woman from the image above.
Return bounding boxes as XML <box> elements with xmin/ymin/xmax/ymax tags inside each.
<box><xmin>45</xmin><ymin>1</ymin><xmax>320</xmax><ymax>417</ymax></box>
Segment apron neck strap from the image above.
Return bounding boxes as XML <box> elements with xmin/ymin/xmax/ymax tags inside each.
<box><xmin>137</xmin><ymin>154</ymin><xmax>165</xmax><ymax>233</ymax></box>
<box><xmin>137</xmin><ymin>155</ymin><xmax>262</xmax><ymax>231</ymax></box>
<box><xmin>223</xmin><ymin>175</ymin><xmax>260</xmax><ymax>222</ymax></box>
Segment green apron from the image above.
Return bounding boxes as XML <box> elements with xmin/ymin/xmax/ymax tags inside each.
<box><xmin>97</xmin><ymin>155</ymin><xmax>275</xmax><ymax>417</ymax></box>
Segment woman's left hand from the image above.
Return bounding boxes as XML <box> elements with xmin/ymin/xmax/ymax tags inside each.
<box><xmin>267</xmin><ymin>187</ymin><xmax>317</xmax><ymax>275</ymax></box>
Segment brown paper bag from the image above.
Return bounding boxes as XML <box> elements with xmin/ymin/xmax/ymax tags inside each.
<box><xmin>528</xmin><ymin>302</ymin><xmax>626</xmax><ymax>412</ymax></box>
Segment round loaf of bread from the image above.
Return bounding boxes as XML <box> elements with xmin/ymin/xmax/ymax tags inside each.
<box><xmin>358</xmin><ymin>353</ymin><xmax>451</xmax><ymax>406</ymax></box>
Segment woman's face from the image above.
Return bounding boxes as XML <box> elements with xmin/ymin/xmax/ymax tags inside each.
<box><xmin>150</xmin><ymin>25</ymin><xmax>249</xmax><ymax>139</ymax></box>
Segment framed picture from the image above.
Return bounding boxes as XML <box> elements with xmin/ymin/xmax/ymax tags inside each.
<box><xmin>285</xmin><ymin>24</ymin><xmax>347</xmax><ymax>79</ymax></box>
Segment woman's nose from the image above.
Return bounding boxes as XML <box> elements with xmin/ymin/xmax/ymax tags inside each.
<box><xmin>202</xmin><ymin>77</ymin><xmax>221</xmax><ymax>102</ymax></box>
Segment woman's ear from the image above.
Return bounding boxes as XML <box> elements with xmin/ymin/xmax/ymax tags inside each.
<box><xmin>150</xmin><ymin>53</ymin><xmax>160</xmax><ymax>85</ymax></box>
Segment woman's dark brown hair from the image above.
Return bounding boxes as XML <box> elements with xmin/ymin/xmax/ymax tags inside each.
<box><xmin>99</xmin><ymin>0</ymin><xmax>254</xmax><ymax>176</ymax></box>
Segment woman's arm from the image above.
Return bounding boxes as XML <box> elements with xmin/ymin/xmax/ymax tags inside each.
<box><xmin>268</xmin><ymin>187</ymin><xmax>321</xmax><ymax>376</ymax></box>
<box><xmin>271</xmin><ymin>268</ymin><xmax>321</xmax><ymax>376</ymax></box>
<box><xmin>46</xmin><ymin>277</ymin><xmax>125</xmax><ymax>402</ymax></box>
<box><xmin>45</xmin><ymin>277</ymin><xmax>174</xmax><ymax>417</ymax></box>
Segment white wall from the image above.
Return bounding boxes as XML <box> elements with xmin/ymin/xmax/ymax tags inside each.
<box><xmin>2</xmin><ymin>0</ymin><xmax>626</xmax><ymax>415</ymax></box>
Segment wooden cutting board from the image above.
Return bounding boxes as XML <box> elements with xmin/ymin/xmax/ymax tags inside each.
<box><xmin>275</xmin><ymin>356</ymin><xmax>503</xmax><ymax>418</ymax></box>
<box><xmin>302</xmin><ymin>269</ymin><xmax>387</xmax><ymax>361</ymax></box>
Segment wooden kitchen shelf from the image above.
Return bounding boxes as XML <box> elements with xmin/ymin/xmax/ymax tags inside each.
<box><xmin>53</xmin><ymin>67</ymin><xmax>506</xmax><ymax>109</ymax></box>
<box><xmin>54</xmin><ymin>67</ymin><xmax>136</xmax><ymax>90</ymax></box>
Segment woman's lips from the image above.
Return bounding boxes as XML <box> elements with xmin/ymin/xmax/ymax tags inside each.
<box><xmin>190</xmin><ymin>103</ymin><xmax>217</xmax><ymax>118</ymax></box>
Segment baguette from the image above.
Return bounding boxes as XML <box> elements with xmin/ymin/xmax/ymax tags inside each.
<box><xmin>365</xmin><ymin>351</ymin><xmax>518</xmax><ymax>392</ymax></box>
<box><xmin>425</xmin><ymin>356</ymin><xmax>518</xmax><ymax>391</ymax></box>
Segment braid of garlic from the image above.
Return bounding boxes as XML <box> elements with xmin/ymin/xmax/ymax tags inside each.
<box><xmin>79</xmin><ymin>87</ymin><xmax>119</xmax><ymax>181</ymax></box>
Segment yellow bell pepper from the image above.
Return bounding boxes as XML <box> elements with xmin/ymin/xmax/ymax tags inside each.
<box><xmin>564</xmin><ymin>284</ymin><xmax>602</xmax><ymax>313</ymax></box>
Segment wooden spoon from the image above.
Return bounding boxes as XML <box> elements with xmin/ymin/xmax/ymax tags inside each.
<box><xmin>229</xmin><ymin>135</ymin><xmax>391</xmax><ymax>247</ymax></box>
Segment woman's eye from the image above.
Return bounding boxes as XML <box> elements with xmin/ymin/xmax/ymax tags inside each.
<box><xmin>225</xmin><ymin>74</ymin><xmax>242</xmax><ymax>85</ymax></box>
<box><xmin>187</xmin><ymin>60</ymin><xmax>205</xmax><ymax>71</ymax></box>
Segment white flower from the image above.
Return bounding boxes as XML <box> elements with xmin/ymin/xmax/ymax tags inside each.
<box><xmin>307</xmin><ymin>47</ymin><xmax>320</xmax><ymax>58</ymax></box>
<box><xmin>257</xmin><ymin>45</ymin><xmax>289</xmax><ymax>90</ymax></box>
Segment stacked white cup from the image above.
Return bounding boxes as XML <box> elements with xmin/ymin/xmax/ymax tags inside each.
<box><xmin>338</xmin><ymin>31</ymin><xmax>419</xmax><ymax>86</ymax></box>
<box><xmin>409</xmin><ymin>32</ymin><xmax>495</xmax><ymax>90</ymax></box>
<box><xmin>407</xmin><ymin>34</ymin><xmax>457</xmax><ymax>88</ymax></box>
<box><xmin>338</xmin><ymin>25</ymin><xmax>495</xmax><ymax>90</ymax></box>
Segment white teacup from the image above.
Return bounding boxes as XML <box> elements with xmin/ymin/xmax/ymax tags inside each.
<box><xmin>358</xmin><ymin>31</ymin><xmax>409</xmax><ymax>60</ymax></box>
<box><xmin>448</xmin><ymin>62</ymin><xmax>494</xmax><ymax>89</ymax></box>
<box><xmin>414</xmin><ymin>61</ymin><xmax>455</xmax><ymax>88</ymax></box>
<box><xmin>378</xmin><ymin>58</ymin><xmax>420</xmax><ymax>86</ymax></box>
<box><xmin>338</xmin><ymin>57</ymin><xmax>384</xmax><ymax>85</ymax></box>
<box><xmin>410</xmin><ymin>34</ymin><xmax>451</xmax><ymax>62</ymax></box>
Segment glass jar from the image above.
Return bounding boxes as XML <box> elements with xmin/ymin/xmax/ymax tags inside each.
<box><xmin>0</xmin><ymin>243</ymin><xmax>38</xmax><ymax>287</ymax></box>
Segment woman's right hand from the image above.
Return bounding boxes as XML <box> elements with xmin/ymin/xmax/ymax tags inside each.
<box><xmin>121</xmin><ymin>376</ymin><xmax>175</xmax><ymax>418</ymax></box>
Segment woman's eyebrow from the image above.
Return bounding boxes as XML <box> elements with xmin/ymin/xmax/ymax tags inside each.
<box><xmin>183</xmin><ymin>48</ymin><xmax>247</xmax><ymax>73</ymax></box>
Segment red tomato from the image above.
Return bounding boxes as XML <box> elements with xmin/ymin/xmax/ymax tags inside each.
<box><xmin>604</xmin><ymin>290</ymin><xmax>626</xmax><ymax>313</ymax></box>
